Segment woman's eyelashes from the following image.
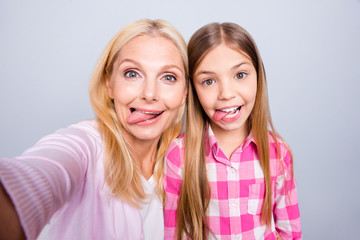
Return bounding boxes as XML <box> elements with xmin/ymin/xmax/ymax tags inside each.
<box><xmin>123</xmin><ymin>68</ymin><xmax>178</xmax><ymax>82</ymax></box>
<box><xmin>124</xmin><ymin>70</ymin><xmax>141</xmax><ymax>79</ymax></box>
<box><xmin>162</xmin><ymin>74</ymin><xmax>177</xmax><ymax>82</ymax></box>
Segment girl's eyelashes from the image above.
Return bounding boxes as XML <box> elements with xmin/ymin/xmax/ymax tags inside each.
<box><xmin>235</xmin><ymin>72</ymin><xmax>247</xmax><ymax>79</ymax></box>
<box><xmin>198</xmin><ymin>72</ymin><xmax>247</xmax><ymax>86</ymax></box>
<box><xmin>202</xmin><ymin>78</ymin><xmax>215</xmax><ymax>86</ymax></box>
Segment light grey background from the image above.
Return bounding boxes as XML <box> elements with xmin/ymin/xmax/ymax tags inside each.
<box><xmin>1</xmin><ymin>0</ymin><xmax>359</xmax><ymax>239</ymax></box>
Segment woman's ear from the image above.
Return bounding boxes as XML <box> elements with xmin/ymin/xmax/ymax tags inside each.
<box><xmin>181</xmin><ymin>86</ymin><xmax>188</xmax><ymax>105</ymax></box>
<box><xmin>106</xmin><ymin>78</ymin><xmax>114</xmax><ymax>99</ymax></box>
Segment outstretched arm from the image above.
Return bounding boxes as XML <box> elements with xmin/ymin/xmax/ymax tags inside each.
<box><xmin>0</xmin><ymin>121</ymin><xmax>97</xmax><ymax>240</ymax></box>
<box><xmin>0</xmin><ymin>183</ymin><xmax>25</xmax><ymax>240</ymax></box>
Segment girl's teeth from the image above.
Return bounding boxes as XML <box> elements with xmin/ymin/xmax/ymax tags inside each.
<box><xmin>224</xmin><ymin>108</ymin><xmax>240</xmax><ymax>118</ymax></box>
<box><xmin>222</xmin><ymin>107</ymin><xmax>238</xmax><ymax>112</ymax></box>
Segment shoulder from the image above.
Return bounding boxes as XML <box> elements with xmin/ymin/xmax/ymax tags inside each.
<box><xmin>52</xmin><ymin>120</ymin><xmax>101</xmax><ymax>144</ymax></box>
<box><xmin>268</xmin><ymin>132</ymin><xmax>291</xmax><ymax>156</ymax></box>
<box><xmin>29</xmin><ymin>120</ymin><xmax>103</xmax><ymax>159</ymax></box>
<box><xmin>165</xmin><ymin>134</ymin><xmax>185</xmax><ymax>166</ymax></box>
<box><xmin>167</xmin><ymin>133</ymin><xmax>185</xmax><ymax>153</ymax></box>
<box><xmin>57</xmin><ymin>119</ymin><xmax>100</xmax><ymax>136</ymax></box>
<box><xmin>268</xmin><ymin>132</ymin><xmax>293</xmax><ymax>172</ymax></box>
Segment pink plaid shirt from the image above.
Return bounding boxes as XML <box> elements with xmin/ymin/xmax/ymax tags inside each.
<box><xmin>164</xmin><ymin>126</ymin><xmax>301</xmax><ymax>239</ymax></box>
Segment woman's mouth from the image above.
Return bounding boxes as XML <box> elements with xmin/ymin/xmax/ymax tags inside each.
<box><xmin>127</xmin><ymin>108</ymin><xmax>164</xmax><ymax>125</ymax></box>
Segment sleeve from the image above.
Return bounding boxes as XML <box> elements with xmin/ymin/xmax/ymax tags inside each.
<box><xmin>0</xmin><ymin>122</ymin><xmax>98</xmax><ymax>240</ymax></box>
<box><xmin>273</xmin><ymin>144</ymin><xmax>302</xmax><ymax>239</ymax></box>
<box><xmin>163</xmin><ymin>138</ymin><xmax>184</xmax><ymax>240</ymax></box>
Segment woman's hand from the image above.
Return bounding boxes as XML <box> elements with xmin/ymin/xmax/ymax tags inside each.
<box><xmin>0</xmin><ymin>182</ymin><xmax>25</xmax><ymax>240</ymax></box>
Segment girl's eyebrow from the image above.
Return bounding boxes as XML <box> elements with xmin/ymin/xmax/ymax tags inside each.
<box><xmin>195</xmin><ymin>70</ymin><xmax>215</xmax><ymax>77</ymax></box>
<box><xmin>195</xmin><ymin>62</ymin><xmax>251</xmax><ymax>77</ymax></box>
<box><xmin>231</xmin><ymin>62</ymin><xmax>252</xmax><ymax>70</ymax></box>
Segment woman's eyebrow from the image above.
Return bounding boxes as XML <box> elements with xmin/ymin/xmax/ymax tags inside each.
<box><xmin>118</xmin><ymin>58</ymin><xmax>141</xmax><ymax>67</ymax></box>
<box><xmin>160</xmin><ymin>64</ymin><xmax>184</xmax><ymax>74</ymax></box>
<box><xmin>118</xmin><ymin>59</ymin><xmax>183</xmax><ymax>75</ymax></box>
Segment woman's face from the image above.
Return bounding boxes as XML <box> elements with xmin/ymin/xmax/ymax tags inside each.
<box><xmin>106</xmin><ymin>35</ymin><xmax>187</xmax><ymax>143</ymax></box>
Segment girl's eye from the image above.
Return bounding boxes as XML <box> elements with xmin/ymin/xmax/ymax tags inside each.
<box><xmin>235</xmin><ymin>72</ymin><xmax>246</xmax><ymax>79</ymax></box>
<box><xmin>124</xmin><ymin>71</ymin><xmax>139</xmax><ymax>78</ymax></box>
<box><xmin>203</xmin><ymin>79</ymin><xmax>215</xmax><ymax>86</ymax></box>
<box><xmin>163</xmin><ymin>75</ymin><xmax>177</xmax><ymax>82</ymax></box>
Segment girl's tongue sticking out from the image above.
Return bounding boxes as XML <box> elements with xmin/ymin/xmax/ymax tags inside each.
<box><xmin>213</xmin><ymin>107</ymin><xmax>240</xmax><ymax>122</ymax></box>
<box><xmin>213</xmin><ymin>110</ymin><xmax>229</xmax><ymax>122</ymax></box>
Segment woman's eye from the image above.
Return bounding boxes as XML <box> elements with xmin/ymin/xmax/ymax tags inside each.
<box><xmin>203</xmin><ymin>79</ymin><xmax>214</xmax><ymax>85</ymax></box>
<box><xmin>235</xmin><ymin>72</ymin><xmax>246</xmax><ymax>79</ymax></box>
<box><xmin>124</xmin><ymin>71</ymin><xmax>139</xmax><ymax>78</ymax></box>
<box><xmin>163</xmin><ymin>75</ymin><xmax>177</xmax><ymax>82</ymax></box>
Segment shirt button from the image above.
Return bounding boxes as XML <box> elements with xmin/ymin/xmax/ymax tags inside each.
<box><xmin>232</xmin><ymin>200</ymin><xmax>237</xmax><ymax>207</ymax></box>
<box><xmin>231</xmin><ymin>168</ymin><xmax>236</xmax><ymax>174</ymax></box>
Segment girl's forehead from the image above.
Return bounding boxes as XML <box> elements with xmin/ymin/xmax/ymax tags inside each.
<box><xmin>223</xmin><ymin>43</ymin><xmax>252</xmax><ymax>61</ymax></box>
<box><xmin>196</xmin><ymin>44</ymin><xmax>254</xmax><ymax>69</ymax></box>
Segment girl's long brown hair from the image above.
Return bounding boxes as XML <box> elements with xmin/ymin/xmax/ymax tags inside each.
<box><xmin>176</xmin><ymin>22</ymin><xmax>292</xmax><ymax>239</ymax></box>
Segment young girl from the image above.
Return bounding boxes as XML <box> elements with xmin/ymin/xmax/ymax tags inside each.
<box><xmin>164</xmin><ymin>22</ymin><xmax>301</xmax><ymax>239</ymax></box>
<box><xmin>0</xmin><ymin>19</ymin><xmax>188</xmax><ymax>240</ymax></box>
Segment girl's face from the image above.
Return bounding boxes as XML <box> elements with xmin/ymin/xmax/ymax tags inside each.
<box><xmin>106</xmin><ymin>35</ymin><xmax>187</xmax><ymax>143</ymax></box>
<box><xmin>193</xmin><ymin>43</ymin><xmax>257</xmax><ymax>137</ymax></box>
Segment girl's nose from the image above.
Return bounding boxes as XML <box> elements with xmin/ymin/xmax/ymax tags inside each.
<box><xmin>141</xmin><ymin>78</ymin><xmax>159</xmax><ymax>101</ymax></box>
<box><xmin>218</xmin><ymin>80</ymin><xmax>235</xmax><ymax>100</ymax></box>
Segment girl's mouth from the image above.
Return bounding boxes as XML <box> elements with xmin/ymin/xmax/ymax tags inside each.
<box><xmin>213</xmin><ymin>106</ymin><xmax>242</xmax><ymax>122</ymax></box>
<box><xmin>127</xmin><ymin>108</ymin><xmax>164</xmax><ymax>125</ymax></box>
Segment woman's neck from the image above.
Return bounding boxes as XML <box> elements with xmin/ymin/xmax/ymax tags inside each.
<box><xmin>125</xmin><ymin>135</ymin><xmax>160</xmax><ymax>180</ymax></box>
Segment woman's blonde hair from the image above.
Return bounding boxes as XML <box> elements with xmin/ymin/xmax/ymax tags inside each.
<box><xmin>176</xmin><ymin>22</ymin><xmax>293</xmax><ymax>239</ymax></box>
<box><xmin>89</xmin><ymin>19</ymin><xmax>188</xmax><ymax>207</ymax></box>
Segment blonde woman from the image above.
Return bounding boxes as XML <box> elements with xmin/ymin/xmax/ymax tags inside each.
<box><xmin>0</xmin><ymin>19</ymin><xmax>188</xmax><ymax>240</ymax></box>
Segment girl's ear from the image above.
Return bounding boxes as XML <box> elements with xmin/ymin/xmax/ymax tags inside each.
<box><xmin>106</xmin><ymin>78</ymin><xmax>114</xmax><ymax>99</ymax></box>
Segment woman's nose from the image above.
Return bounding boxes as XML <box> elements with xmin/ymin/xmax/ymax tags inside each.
<box><xmin>141</xmin><ymin>78</ymin><xmax>159</xmax><ymax>101</ymax></box>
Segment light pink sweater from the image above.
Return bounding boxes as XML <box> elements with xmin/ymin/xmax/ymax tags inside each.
<box><xmin>0</xmin><ymin>120</ymin><xmax>159</xmax><ymax>240</ymax></box>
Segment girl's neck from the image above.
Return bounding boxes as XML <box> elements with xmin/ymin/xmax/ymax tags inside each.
<box><xmin>210</xmin><ymin>122</ymin><xmax>249</xmax><ymax>160</ymax></box>
<box><xmin>124</xmin><ymin>134</ymin><xmax>160</xmax><ymax>180</ymax></box>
